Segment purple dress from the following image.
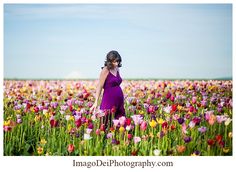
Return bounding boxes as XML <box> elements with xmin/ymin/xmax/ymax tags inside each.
<box><xmin>100</xmin><ymin>70</ymin><xmax>125</xmax><ymax>119</ymax></box>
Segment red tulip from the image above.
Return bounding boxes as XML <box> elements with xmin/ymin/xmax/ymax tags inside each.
<box><xmin>162</xmin><ymin>121</ymin><xmax>168</xmax><ymax>129</ymax></box>
<box><xmin>75</xmin><ymin>119</ymin><xmax>82</xmax><ymax>128</ymax></box>
<box><xmin>128</xmin><ymin>133</ymin><xmax>133</xmax><ymax>140</ymax></box>
<box><xmin>34</xmin><ymin>106</ymin><xmax>39</xmax><ymax>113</ymax></box>
<box><xmin>171</xmin><ymin>104</ymin><xmax>177</xmax><ymax>112</ymax></box>
<box><xmin>67</xmin><ymin>144</ymin><xmax>75</xmax><ymax>153</ymax></box>
<box><xmin>171</xmin><ymin>124</ymin><xmax>176</xmax><ymax>130</ymax></box>
<box><xmin>215</xmin><ymin>135</ymin><xmax>223</xmax><ymax>143</ymax></box>
<box><xmin>126</xmin><ymin>118</ymin><xmax>131</xmax><ymax>126</ymax></box>
<box><xmin>110</xmin><ymin>127</ymin><xmax>115</xmax><ymax>132</ymax></box>
<box><xmin>207</xmin><ymin>139</ymin><xmax>215</xmax><ymax>146</ymax></box>
<box><xmin>100</xmin><ymin>124</ymin><xmax>105</xmax><ymax>131</ymax></box>
<box><xmin>50</xmin><ymin>119</ymin><xmax>58</xmax><ymax>127</ymax></box>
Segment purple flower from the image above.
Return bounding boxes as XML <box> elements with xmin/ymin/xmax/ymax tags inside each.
<box><xmin>201</xmin><ymin>100</ymin><xmax>207</xmax><ymax>107</ymax></box>
<box><xmin>216</xmin><ymin>115</ymin><xmax>227</xmax><ymax>124</ymax></box>
<box><xmin>107</xmin><ymin>132</ymin><xmax>113</xmax><ymax>139</ymax></box>
<box><xmin>178</xmin><ymin>117</ymin><xmax>185</xmax><ymax>125</ymax></box>
<box><xmin>112</xmin><ymin>139</ymin><xmax>117</xmax><ymax>145</ymax></box>
<box><xmin>160</xmin><ymin>131</ymin><xmax>165</xmax><ymax>138</ymax></box>
<box><xmin>88</xmin><ymin>122</ymin><xmax>93</xmax><ymax>129</ymax></box>
<box><xmin>184</xmin><ymin>136</ymin><xmax>192</xmax><ymax>143</ymax></box>
<box><xmin>131</xmin><ymin>115</ymin><xmax>143</xmax><ymax>125</ymax></box>
<box><xmin>17</xmin><ymin>118</ymin><xmax>22</xmax><ymax>124</ymax></box>
<box><xmin>192</xmin><ymin>117</ymin><xmax>201</xmax><ymax>125</ymax></box>
<box><xmin>193</xmin><ymin>150</ymin><xmax>201</xmax><ymax>155</ymax></box>
<box><xmin>198</xmin><ymin>126</ymin><xmax>207</xmax><ymax>133</ymax></box>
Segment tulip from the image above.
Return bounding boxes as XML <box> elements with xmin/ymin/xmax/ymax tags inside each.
<box><xmin>208</xmin><ymin>114</ymin><xmax>216</xmax><ymax>126</ymax></box>
<box><xmin>40</xmin><ymin>138</ymin><xmax>47</xmax><ymax>145</ymax></box>
<box><xmin>126</xmin><ymin>118</ymin><xmax>131</xmax><ymax>126</ymax></box>
<box><xmin>96</xmin><ymin>129</ymin><xmax>100</xmax><ymax>135</ymax></box>
<box><xmin>162</xmin><ymin>121</ymin><xmax>168</xmax><ymax>129</ymax></box>
<box><xmin>75</xmin><ymin>119</ymin><xmax>82</xmax><ymax>128</ymax></box>
<box><xmin>207</xmin><ymin>139</ymin><xmax>215</xmax><ymax>146</ymax></box>
<box><xmin>153</xmin><ymin>149</ymin><xmax>161</xmax><ymax>156</ymax></box>
<box><xmin>67</xmin><ymin>144</ymin><xmax>75</xmax><ymax>153</ymax></box>
<box><xmin>215</xmin><ymin>134</ymin><xmax>223</xmax><ymax>143</ymax></box>
<box><xmin>149</xmin><ymin>120</ymin><xmax>157</xmax><ymax>128</ymax></box>
<box><xmin>119</xmin><ymin>116</ymin><xmax>126</xmax><ymax>126</ymax></box>
<box><xmin>140</xmin><ymin>121</ymin><xmax>147</xmax><ymax>131</ymax></box>
<box><xmin>119</xmin><ymin>126</ymin><xmax>125</xmax><ymax>133</ymax></box>
<box><xmin>177</xmin><ymin>117</ymin><xmax>185</xmax><ymax>125</ymax></box>
<box><xmin>106</xmin><ymin>132</ymin><xmax>113</xmax><ymax>139</ymax></box>
<box><xmin>184</xmin><ymin>136</ymin><xmax>192</xmax><ymax>143</ymax></box>
<box><xmin>128</xmin><ymin>133</ymin><xmax>133</xmax><ymax>140</ymax></box>
<box><xmin>84</xmin><ymin>134</ymin><xmax>92</xmax><ymax>140</ymax></box>
<box><xmin>176</xmin><ymin>145</ymin><xmax>186</xmax><ymax>154</ymax></box>
<box><xmin>50</xmin><ymin>119</ymin><xmax>58</xmax><ymax>127</ymax></box>
<box><xmin>192</xmin><ymin>97</ymin><xmax>197</xmax><ymax>104</ymax></box>
<box><xmin>126</xmin><ymin>125</ymin><xmax>132</xmax><ymax>131</ymax></box>
<box><xmin>113</xmin><ymin>119</ymin><xmax>120</xmax><ymax>128</ymax></box>
<box><xmin>223</xmin><ymin>147</ymin><xmax>230</xmax><ymax>153</ymax></box>
<box><xmin>134</xmin><ymin>136</ymin><xmax>141</xmax><ymax>144</ymax></box>
<box><xmin>225</xmin><ymin>118</ymin><xmax>232</xmax><ymax>126</ymax></box>
<box><xmin>37</xmin><ymin>147</ymin><xmax>43</xmax><ymax>155</ymax></box>
<box><xmin>100</xmin><ymin>124</ymin><xmax>105</xmax><ymax>131</ymax></box>
<box><xmin>148</xmin><ymin>105</ymin><xmax>155</xmax><ymax>114</ymax></box>
<box><xmin>198</xmin><ymin>126</ymin><xmax>207</xmax><ymax>133</ymax></box>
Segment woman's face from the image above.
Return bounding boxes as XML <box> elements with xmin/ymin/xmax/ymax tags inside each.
<box><xmin>112</xmin><ymin>60</ymin><xmax>119</xmax><ymax>68</ymax></box>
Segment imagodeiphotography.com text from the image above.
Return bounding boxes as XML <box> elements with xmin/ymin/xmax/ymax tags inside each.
<box><xmin>73</xmin><ymin>159</ymin><xmax>174</xmax><ymax>168</ymax></box>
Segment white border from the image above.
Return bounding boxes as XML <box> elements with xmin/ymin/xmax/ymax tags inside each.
<box><xmin>1</xmin><ymin>1</ymin><xmax>235</xmax><ymax>172</ymax></box>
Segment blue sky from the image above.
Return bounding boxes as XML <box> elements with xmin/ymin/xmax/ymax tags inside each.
<box><xmin>4</xmin><ymin>4</ymin><xmax>232</xmax><ymax>79</ymax></box>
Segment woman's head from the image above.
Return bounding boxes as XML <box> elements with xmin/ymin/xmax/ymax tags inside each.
<box><xmin>104</xmin><ymin>50</ymin><xmax>122</xmax><ymax>69</ymax></box>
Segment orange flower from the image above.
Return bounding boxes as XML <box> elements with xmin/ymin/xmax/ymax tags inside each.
<box><xmin>208</xmin><ymin>114</ymin><xmax>216</xmax><ymax>125</ymax></box>
<box><xmin>177</xmin><ymin>145</ymin><xmax>186</xmax><ymax>154</ymax></box>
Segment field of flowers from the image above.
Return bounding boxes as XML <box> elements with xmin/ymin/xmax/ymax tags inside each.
<box><xmin>3</xmin><ymin>80</ymin><xmax>232</xmax><ymax>156</ymax></box>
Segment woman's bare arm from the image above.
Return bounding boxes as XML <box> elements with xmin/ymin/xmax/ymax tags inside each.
<box><xmin>90</xmin><ymin>67</ymin><xmax>109</xmax><ymax>111</ymax></box>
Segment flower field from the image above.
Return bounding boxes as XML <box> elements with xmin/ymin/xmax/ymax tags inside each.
<box><xmin>3</xmin><ymin>80</ymin><xmax>232</xmax><ymax>156</ymax></box>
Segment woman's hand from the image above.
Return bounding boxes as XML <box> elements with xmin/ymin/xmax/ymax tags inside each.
<box><xmin>90</xmin><ymin>101</ymin><xmax>98</xmax><ymax>113</ymax></box>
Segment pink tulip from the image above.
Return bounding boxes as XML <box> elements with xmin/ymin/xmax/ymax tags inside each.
<box><xmin>140</xmin><ymin>121</ymin><xmax>147</xmax><ymax>131</ymax></box>
<box><xmin>119</xmin><ymin>116</ymin><xmax>126</xmax><ymax>126</ymax></box>
<box><xmin>134</xmin><ymin>136</ymin><xmax>141</xmax><ymax>144</ymax></box>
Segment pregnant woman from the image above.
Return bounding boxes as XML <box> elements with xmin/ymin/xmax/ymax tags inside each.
<box><xmin>90</xmin><ymin>50</ymin><xmax>125</xmax><ymax>127</ymax></box>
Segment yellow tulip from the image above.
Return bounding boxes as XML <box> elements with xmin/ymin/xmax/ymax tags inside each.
<box><xmin>69</xmin><ymin>116</ymin><xmax>74</xmax><ymax>121</ymax></box>
<box><xmin>157</xmin><ymin>118</ymin><xmax>164</xmax><ymax>125</ymax></box>
<box><xmin>40</xmin><ymin>139</ymin><xmax>47</xmax><ymax>145</ymax></box>
<box><xmin>16</xmin><ymin>110</ymin><xmax>21</xmax><ymax>114</ymax></box>
<box><xmin>149</xmin><ymin>132</ymin><xmax>154</xmax><ymax>138</ymax></box>
<box><xmin>119</xmin><ymin>126</ymin><xmax>125</xmax><ymax>133</ymax></box>
<box><xmin>228</xmin><ymin>132</ymin><xmax>232</xmax><ymax>138</ymax></box>
<box><xmin>4</xmin><ymin>120</ymin><xmax>11</xmax><ymax>126</ymax></box>
<box><xmin>149</xmin><ymin>120</ymin><xmax>157</xmax><ymax>128</ymax></box>
<box><xmin>44</xmin><ymin>112</ymin><xmax>50</xmax><ymax>119</ymax></box>
<box><xmin>139</xmin><ymin>110</ymin><xmax>144</xmax><ymax>115</ymax></box>
<box><xmin>223</xmin><ymin>148</ymin><xmax>230</xmax><ymax>153</ymax></box>
<box><xmin>177</xmin><ymin>105</ymin><xmax>183</xmax><ymax>111</ymax></box>
<box><xmin>37</xmin><ymin>147</ymin><xmax>43</xmax><ymax>155</ymax></box>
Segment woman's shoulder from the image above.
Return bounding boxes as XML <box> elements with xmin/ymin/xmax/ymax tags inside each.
<box><xmin>101</xmin><ymin>66</ymin><xmax>109</xmax><ymax>75</ymax></box>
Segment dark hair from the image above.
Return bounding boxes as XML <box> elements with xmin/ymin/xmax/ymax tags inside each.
<box><xmin>102</xmin><ymin>50</ymin><xmax>122</xmax><ymax>70</ymax></box>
